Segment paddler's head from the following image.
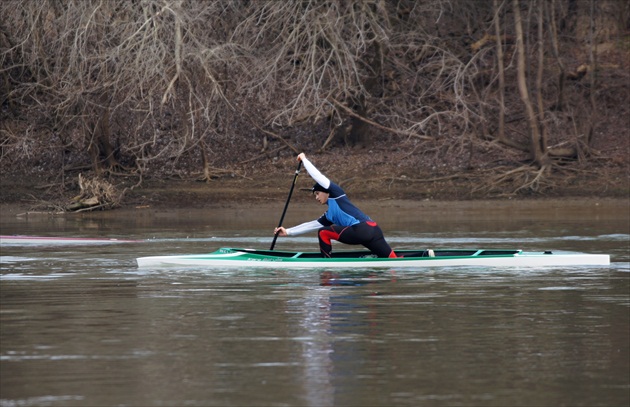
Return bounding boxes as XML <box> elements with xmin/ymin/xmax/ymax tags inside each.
<box><xmin>311</xmin><ymin>183</ymin><xmax>329</xmax><ymax>205</ymax></box>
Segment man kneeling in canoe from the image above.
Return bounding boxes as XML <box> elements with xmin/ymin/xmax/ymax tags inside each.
<box><xmin>274</xmin><ymin>153</ymin><xmax>397</xmax><ymax>258</ymax></box>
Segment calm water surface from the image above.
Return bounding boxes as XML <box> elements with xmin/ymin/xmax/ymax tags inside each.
<box><xmin>1</xmin><ymin>200</ymin><xmax>629</xmax><ymax>407</ymax></box>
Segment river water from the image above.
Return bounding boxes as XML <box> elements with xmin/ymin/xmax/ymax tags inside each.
<box><xmin>1</xmin><ymin>200</ymin><xmax>628</xmax><ymax>407</ymax></box>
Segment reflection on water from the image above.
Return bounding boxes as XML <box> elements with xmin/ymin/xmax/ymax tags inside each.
<box><xmin>1</xmin><ymin>201</ymin><xmax>629</xmax><ymax>406</ymax></box>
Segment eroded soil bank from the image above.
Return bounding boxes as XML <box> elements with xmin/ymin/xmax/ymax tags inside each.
<box><xmin>1</xmin><ymin>155</ymin><xmax>628</xmax><ymax>215</ymax></box>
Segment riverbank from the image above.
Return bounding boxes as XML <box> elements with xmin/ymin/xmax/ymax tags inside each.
<box><xmin>1</xmin><ymin>158</ymin><xmax>628</xmax><ymax>215</ymax></box>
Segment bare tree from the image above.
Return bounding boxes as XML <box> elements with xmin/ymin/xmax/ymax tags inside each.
<box><xmin>2</xmin><ymin>1</ymin><xmax>244</xmax><ymax>176</ymax></box>
<box><xmin>513</xmin><ymin>0</ymin><xmax>547</xmax><ymax>167</ymax></box>
<box><xmin>493</xmin><ymin>0</ymin><xmax>507</xmax><ymax>144</ymax></box>
<box><xmin>0</xmin><ymin>0</ymin><xmax>627</xmax><ymax>203</ymax></box>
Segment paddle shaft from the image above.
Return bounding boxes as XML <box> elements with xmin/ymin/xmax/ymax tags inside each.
<box><xmin>270</xmin><ymin>160</ymin><xmax>302</xmax><ymax>250</ymax></box>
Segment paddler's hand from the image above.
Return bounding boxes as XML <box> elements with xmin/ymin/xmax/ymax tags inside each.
<box><xmin>297</xmin><ymin>152</ymin><xmax>306</xmax><ymax>162</ymax></box>
<box><xmin>274</xmin><ymin>227</ymin><xmax>288</xmax><ymax>236</ymax></box>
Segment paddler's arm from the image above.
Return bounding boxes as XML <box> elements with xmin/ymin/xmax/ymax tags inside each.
<box><xmin>274</xmin><ymin>220</ymin><xmax>322</xmax><ymax>236</ymax></box>
<box><xmin>298</xmin><ymin>153</ymin><xmax>330</xmax><ymax>189</ymax></box>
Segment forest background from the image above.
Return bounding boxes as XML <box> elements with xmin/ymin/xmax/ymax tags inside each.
<box><xmin>0</xmin><ymin>0</ymin><xmax>628</xmax><ymax>211</ymax></box>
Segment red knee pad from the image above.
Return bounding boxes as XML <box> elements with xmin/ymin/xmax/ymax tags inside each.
<box><xmin>319</xmin><ymin>229</ymin><xmax>339</xmax><ymax>245</ymax></box>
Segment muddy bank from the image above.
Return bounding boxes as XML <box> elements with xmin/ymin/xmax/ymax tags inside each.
<box><xmin>2</xmin><ymin>160</ymin><xmax>628</xmax><ymax>215</ymax></box>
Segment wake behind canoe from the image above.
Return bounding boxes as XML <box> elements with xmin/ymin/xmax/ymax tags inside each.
<box><xmin>136</xmin><ymin>247</ymin><xmax>610</xmax><ymax>269</ymax></box>
<box><xmin>1</xmin><ymin>235</ymin><xmax>142</xmax><ymax>245</ymax></box>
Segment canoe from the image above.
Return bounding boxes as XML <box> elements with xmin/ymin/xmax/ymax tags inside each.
<box><xmin>0</xmin><ymin>235</ymin><xmax>141</xmax><ymax>245</ymax></box>
<box><xmin>136</xmin><ymin>247</ymin><xmax>610</xmax><ymax>268</ymax></box>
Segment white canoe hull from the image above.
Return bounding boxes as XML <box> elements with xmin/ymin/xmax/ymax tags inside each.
<box><xmin>136</xmin><ymin>248</ymin><xmax>610</xmax><ymax>269</ymax></box>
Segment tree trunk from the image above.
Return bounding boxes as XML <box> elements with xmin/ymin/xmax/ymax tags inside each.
<box><xmin>88</xmin><ymin>108</ymin><xmax>119</xmax><ymax>174</ymax></box>
<box><xmin>513</xmin><ymin>0</ymin><xmax>547</xmax><ymax>167</ymax></box>
<box><xmin>547</xmin><ymin>0</ymin><xmax>566</xmax><ymax>110</ymax></box>
<box><xmin>585</xmin><ymin>0</ymin><xmax>597</xmax><ymax>148</ymax></box>
<box><xmin>346</xmin><ymin>39</ymin><xmax>384</xmax><ymax>147</ymax></box>
<box><xmin>535</xmin><ymin>0</ymin><xmax>548</xmax><ymax>153</ymax></box>
<box><xmin>493</xmin><ymin>0</ymin><xmax>506</xmax><ymax>143</ymax></box>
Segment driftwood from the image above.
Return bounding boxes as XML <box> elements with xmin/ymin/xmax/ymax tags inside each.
<box><xmin>66</xmin><ymin>174</ymin><xmax>122</xmax><ymax>211</ymax></box>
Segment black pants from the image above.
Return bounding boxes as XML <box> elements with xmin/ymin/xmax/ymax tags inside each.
<box><xmin>317</xmin><ymin>221</ymin><xmax>395</xmax><ymax>258</ymax></box>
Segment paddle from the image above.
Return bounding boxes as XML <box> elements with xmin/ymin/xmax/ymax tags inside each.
<box><xmin>270</xmin><ymin>160</ymin><xmax>302</xmax><ymax>250</ymax></box>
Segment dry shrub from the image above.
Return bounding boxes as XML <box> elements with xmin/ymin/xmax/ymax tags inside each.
<box><xmin>67</xmin><ymin>174</ymin><xmax>123</xmax><ymax>212</ymax></box>
<box><xmin>1</xmin><ymin>0</ymin><xmax>627</xmax><ymax>199</ymax></box>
